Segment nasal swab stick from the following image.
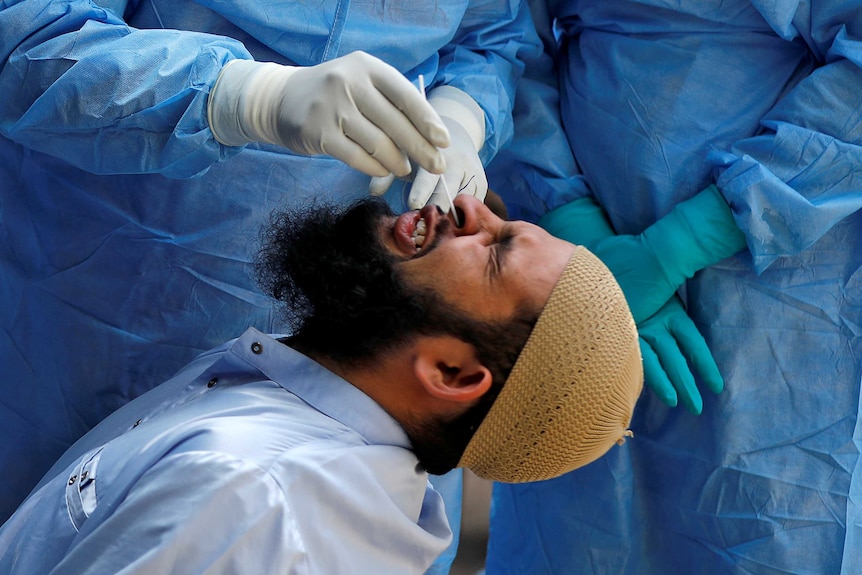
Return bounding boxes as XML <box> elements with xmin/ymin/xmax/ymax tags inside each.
<box><xmin>418</xmin><ymin>75</ymin><xmax>460</xmax><ymax>226</ymax></box>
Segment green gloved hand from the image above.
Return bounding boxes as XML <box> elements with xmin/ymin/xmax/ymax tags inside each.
<box><xmin>538</xmin><ymin>188</ymin><xmax>741</xmax><ymax>412</ymax></box>
<box><xmin>639</xmin><ymin>297</ymin><xmax>723</xmax><ymax>414</ymax></box>
<box><xmin>539</xmin><ymin>196</ymin><xmax>616</xmax><ymax>247</ymax></box>
<box><xmin>540</xmin><ymin>185</ymin><xmax>746</xmax><ymax>323</ymax></box>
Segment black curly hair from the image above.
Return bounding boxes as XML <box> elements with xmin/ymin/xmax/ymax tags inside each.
<box><xmin>254</xmin><ymin>196</ymin><xmax>538</xmax><ymax>473</ymax></box>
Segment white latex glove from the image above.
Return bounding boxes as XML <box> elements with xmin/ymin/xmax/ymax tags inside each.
<box><xmin>369</xmin><ymin>86</ymin><xmax>487</xmax><ymax>211</ymax></box>
<box><xmin>207</xmin><ymin>52</ymin><xmax>450</xmax><ymax>178</ymax></box>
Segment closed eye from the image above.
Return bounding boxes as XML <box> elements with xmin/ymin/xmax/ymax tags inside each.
<box><xmin>488</xmin><ymin>226</ymin><xmax>516</xmax><ymax>280</ymax></box>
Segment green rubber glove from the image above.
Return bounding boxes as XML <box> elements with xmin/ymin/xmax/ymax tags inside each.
<box><xmin>539</xmin><ymin>197</ymin><xmax>616</xmax><ymax>246</ymax></box>
<box><xmin>541</xmin><ymin>185</ymin><xmax>746</xmax><ymax>323</ymax></box>
<box><xmin>639</xmin><ymin>297</ymin><xmax>723</xmax><ymax>414</ymax></box>
<box><xmin>538</xmin><ymin>188</ymin><xmax>742</xmax><ymax>412</ymax></box>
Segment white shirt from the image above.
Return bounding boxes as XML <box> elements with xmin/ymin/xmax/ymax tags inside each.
<box><xmin>0</xmin><ymin>328</ymin><xmax>452</xmax><ymax>574</ymax></box>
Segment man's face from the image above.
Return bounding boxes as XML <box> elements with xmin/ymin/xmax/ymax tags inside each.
<box><xmin>382</xmin><ymin>195</ymin><xmax>576</xmax><ymax>322</ymax></box>
<box><xmin>257</xmin><ymin>195</ymin><xmax>571</xmax><ymax>474</ymax></box>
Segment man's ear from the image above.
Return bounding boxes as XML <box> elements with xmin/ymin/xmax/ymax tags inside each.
<box><xmin>412</xmin><ymin>335</ymin><xmax>493</xmax><ymax>403</ymax></box>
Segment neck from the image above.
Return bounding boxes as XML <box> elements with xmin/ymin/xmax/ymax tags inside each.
<box><xmin>293</xmin><ymin>343</ymin><xmax>420</xmax><ymax>429</ymax></box>
<box><xmin>289</xmin><ymin>341</ymin><xmax>476</xmax><ymax>476</ymax></box>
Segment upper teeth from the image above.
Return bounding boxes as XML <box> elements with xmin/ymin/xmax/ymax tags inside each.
<box><xmin>412</xmin><ymin>218</ymin><xmax>427</xmax><ymax>250</ymax></box>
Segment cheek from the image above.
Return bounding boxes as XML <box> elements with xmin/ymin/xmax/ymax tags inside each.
<box><xmin>424</xmin><ymin>243</ymin><xmax>485</xmax><ymax>281</ymax></box>
<box><xmin>404</xmin><ymin>252</ymin><xmax>494</xmax><ymax>310</ymax></box>
<box><xmin>431</xmin><ymin>253</ymin><xmax>486</xmax><ymax>299</ymax></box>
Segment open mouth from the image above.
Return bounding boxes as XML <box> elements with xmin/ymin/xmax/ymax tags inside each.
<box><xmin>393</xmin><ymin>204</ymin><xmax>440</xmax><ymax>256</ymax></box>
<box><xmin>411</xmin><ymin>217</ymin><xmax>427</xmax><ymax>251</ymax></box>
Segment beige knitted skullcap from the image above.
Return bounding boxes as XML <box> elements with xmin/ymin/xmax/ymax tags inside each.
<box><xmin>458</xmin><ymin>246</ymin><xmax>643</xmax><ymax>483</ymax></box>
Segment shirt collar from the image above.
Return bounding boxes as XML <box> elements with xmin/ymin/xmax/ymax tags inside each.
<box><xmin>226</xmin><ymin>328</ymin><xmax>412</xmax><ymax>450</ymax></box>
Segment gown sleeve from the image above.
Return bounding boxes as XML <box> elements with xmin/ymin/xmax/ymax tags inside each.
<box><xmin>484</xmin><ymin>0</ymin><xmax>593</xmax><ymax>223</ymax></box>
<box><xmin>0</xmin><ymin>0</ymin><xmax>250</xmax><ymax>178</ymax></box>
<box><xmin>435</xmin><ymin>0</ymin><xmax>544</xmax><ymax>163</ymax></box>
<box><xmin>710</xmin><ymin>1</ymin><xmax>862</xmax><ymax>271</ymax></box>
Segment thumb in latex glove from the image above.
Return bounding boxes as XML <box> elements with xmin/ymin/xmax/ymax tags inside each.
<box><xmin>370</xmin><ymin>86</ymin><xmax>487</xmax><ymax>211</ymax></box>
<box><xmin>207</xmin><ymin>52</ymin><xmax>450</xmax><ymax>178</ymax></box>
<box><xmin>639</xmin><ymin>297</ymin><xmax>724</xmax><ymax>414</ymax></box>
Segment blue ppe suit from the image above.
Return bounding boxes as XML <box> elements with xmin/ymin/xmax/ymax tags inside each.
<box><xmin>486</xmin><ymin>0</ymin><xmax>862</xmax><ymax>573</ymax></box>
<box><xmin>0</xmin><ymin>1</ymin><xmax>541</xmax><ymax>568</ymax></box>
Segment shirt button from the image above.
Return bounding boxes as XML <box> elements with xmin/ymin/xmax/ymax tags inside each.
<box><xmin>207</xmin><ymin>378</ymin><xmax>218</xmax><ymax>388</ymax></box>
<box><xmin>251</xmin><ymin>342</ymin><xmax>263</xmax><ymax>354</ymax></box>
<box><xmin>133</xmin><ymin>418</ymin><xmax>142</xmax><ymax>428</ymax></box>
<box><xmin>68</xmin><ymin>475</ymin><xmax>77</xmax><ymax>485</ymax></box>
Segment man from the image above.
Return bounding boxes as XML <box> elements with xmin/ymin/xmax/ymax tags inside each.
<box><xmin>0</xmin><ymin>0</ymin><xmax>542</xmax><ymax>537</ymax></box>
<box><xmin>0</xmin><ymin>194</ymin><xmax>643</xmax><ymax>574</ymax></box>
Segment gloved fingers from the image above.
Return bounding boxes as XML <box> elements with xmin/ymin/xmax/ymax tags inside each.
<box><xmin>437</xmin><ymin>118</ymin><xmax>487</xmax><ymax>203</ymax></box>
<box><xmin>426</xmin><ymin>168</ymin><xmax>483</xmax><ymax>215</ymax></box>
<box><xmin>639</xmin><ymin>338</ymin><xmax>678</xmax><ymax>408</ymax></box>
<box><xmin>320</xmin><ymin>126</ymin><xmax>399</xmax><ymax>177</ymax></box>
<box><xmin>427</xmin><ymin>187</ymin><xmax>458</xmax><ymax>216</ymax></box>
<box><xmin>361</xmin><ymin>56</ymin><xmax>450</xmax><ymax>149</ymax></box>
<box><xmin>352</xmin><ymin>71</ymin><xmax>449</xmax><ymax>176</ymax></box>
<box><xmin>426</xmin><ymin>174</ymin><xmax>462</xmax><ymax>215</ymax></box>
<box><xmin>337</xmin><ymin>107</ymin><xmax>419</xmax><ymax>177</ymax></box>
<box><xmin>643</xmin><ymin>331</ymin><xmax>704</xmax><ymax>415</ymax></box>
<box><xmin>668</xmin><ymin>314</ymin><xmax>724</xmax><ymax>395</ymax></box>
<box><xmin>408</xmin><ymin>124</ymin><xmax>487</xmax><ymax>211</ymax></box>
<box><xmin>440</xmin><ymin>165</ymin><xmax>481</xmax><ymax>200</ymax></box>
<box><xmin>427</xmin><ymin>190</ymin><xmax>453</xmax><ymax>214</ymax></box>
<box><xmin>368</xmin><ymin>173</ymin><xmax>397</xmax><ymax>197</ymax></box>
<box><xmin>408</xmin><ymin>168</ymin><xmax>440</xmax><ymax>210</ymax></box>
<box><xmin>451</xmin><ymin>165</ymin><xmax>488</xmax><ymax>203</ymax></box>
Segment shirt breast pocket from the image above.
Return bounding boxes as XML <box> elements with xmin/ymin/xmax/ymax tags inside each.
<box><xmin>65</xmin><ymin>446</ymin><xmax>104</xmax><ymax>531</ymax></box>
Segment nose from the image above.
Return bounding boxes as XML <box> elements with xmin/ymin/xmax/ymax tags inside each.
<box><xmin>451</xmin><ymin>195</ymin><xmax>501</xmax><ymax>237</ymax></box>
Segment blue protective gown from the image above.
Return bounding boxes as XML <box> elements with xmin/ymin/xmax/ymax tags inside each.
<box><xmin>486</xmin><ymin>1</ymin><xmax>862</xmax><ymax>573</ymax></box>
<box><xmin>0</xmin><ymin>0</ymin><xmax>542</xmax><ymax>565</ymax></box>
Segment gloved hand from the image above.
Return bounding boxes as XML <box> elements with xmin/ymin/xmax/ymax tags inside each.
<box><xmin>207</xmin><ymin>52</ymin><xmax>450</xmax><ymax>178</ymax></box>
<box><xmin>639</xmin><ymin>297</ymin><xmax>723</xmax><ymax>414</ymax></box>
<box><xmin>540</xmin><ymin>185</ymin><xmax>747</xmax><ymax>323</ymax></box>
<box><xmin>538</xmin><ymin>190</ymin><xmax>742</xmax><ymax>412</ymax></box>
<box><xmin>369</xmin><ymin>86</ymin><xmax>487</xmax><ymax>211</ymax></box>
<box><xmin>538</xmin><ymin>197</ymin><xmax>615</xmax><ymax>245</ymax></box>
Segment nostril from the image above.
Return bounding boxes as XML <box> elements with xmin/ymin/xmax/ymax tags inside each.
<box><xmin>453</xmin><ymin>206</ymin><xmax>466</xmax><ymax>227</ymax></box>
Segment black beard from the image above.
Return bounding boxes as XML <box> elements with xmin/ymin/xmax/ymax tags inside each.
<box><xmin>255</xmin><ymin>196</ymin><xmax>536</xmax><ymax>476</ymax></box>
<box><xmin>404</xmin><ymin>400</ymin><xmax>501</xmax><ymax>476</ymax></box>
<box><xmin>255</xmin><ymin>197</ymin><xmax>429</xmax><ymax>366</ymax></box>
